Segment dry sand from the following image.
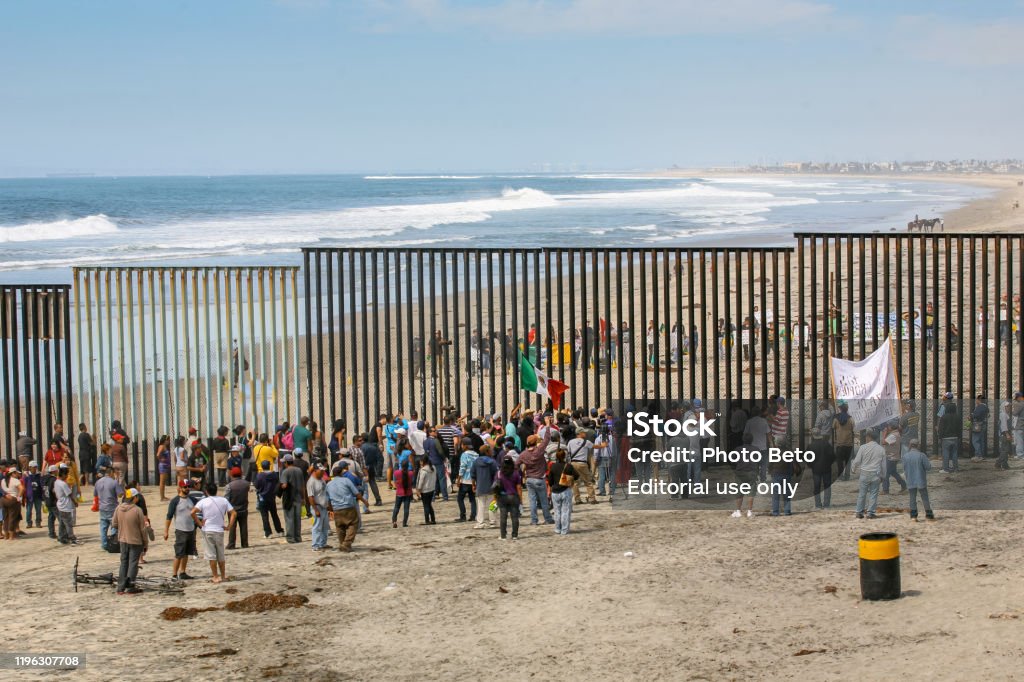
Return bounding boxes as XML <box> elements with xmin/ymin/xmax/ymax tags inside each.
<box><xmin>2</xmin><ymin>460</ymin><xmax>1023</xmax><ymax>681</ymax></box>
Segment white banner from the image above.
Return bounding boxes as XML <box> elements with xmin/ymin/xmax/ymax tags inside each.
<box><xmin>830</xmin><ymin>337</ymin><xmax>901</xmax><ymax>430</ymax></box>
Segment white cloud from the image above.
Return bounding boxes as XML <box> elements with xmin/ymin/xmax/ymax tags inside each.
<box><xmin>376</xmin><ymin>0</ymin><xmax>835</xmax><ymax>35</ymax></box>
<box><xmin>898</xmin><ymin>16</ymin><xmax>1024</xmax><ymax>66</ymax></box>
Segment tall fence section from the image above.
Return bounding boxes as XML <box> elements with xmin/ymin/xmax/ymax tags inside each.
<box><xmin>71</xmin><ymin>267</ymin><xmax>302</xmax><ymax>453</ymax></box>
<box><xmin>1</xmin><ymin>285</ymin><xmax>73</xmax><ymax>458</ymax></box>
<box><xmin>0</xmin><ymin>235</ymin><xmax>1021</xmax><ymax>478</ymax></box>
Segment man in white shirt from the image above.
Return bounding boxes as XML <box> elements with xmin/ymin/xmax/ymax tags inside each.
<box><xmin>190</xmin><ymin>483</ymin><xmax>237</xmax><ymax>584</ymax></box>
<box><xmin>54</xmin><ymin>468</ymin><xmax>79</xmax><ymax>544</ymax></box>
<box><xmin>850</xmin><ymin>430</ymin><xmax>885</xmax><ymax>519</ymax></box>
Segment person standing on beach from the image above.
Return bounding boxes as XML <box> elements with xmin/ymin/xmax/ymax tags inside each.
<box><xmin>358</xmin><ymin>434</ymin><xmax>384</xmax><ymax>505</ymax></box>
<box><xmin>41</xmin><ymin>464</ymin><xmax>58</xmax><ymax>539</ymax></box>
<box><xmin>1012</xmin><ymin>392</ymin><xmax>1024</xmax><ymax>460</ymax></box>
<box><xmin>94</xmin><ymin>467</ymin><xmax>124</xmax><ymax>550</ymax></box>
<box><xmin>969</xmin><ymin>395</ymin><xmax>990</xmax><ymax>461</ymax></box>
<box><xmin>16</xmin><ymin>431</ymin><xmax>37</xmax><ymax>471</ymax></box>
<box><xmin>996</xmin><ymin>402</ymin><xmax>1012</xmax><ymax>470</ymax></box>
<box><xmin>731</xmin><ymin>433</ymin><xmax>758</xmax><ymax>518</ymax></box>
<box><xmin>902</xmin><ymin>440</ymin><xmax>934</xmax><ymax>521</ymax></box>
<box><xmin>414</xmin><ymin>457</ymin><xmax>437</xmax><ymax>525</ymax></box>
<box><xmin>937</xmin><ymin>402</ymin><xmax>961</xmax><ymax>473</ymax></box>
<box><xmin>455</xmin><ymin>437</ymin><xmax>478</xmax><ymax>523</ymax></box>
<box><xmin>224</xmin><ymin>467</ymin><xmax>249</xmax><ymax>550</ymax></box>
<box><xmin>253</xmin><ymin>433</ymin><xmax>279</xmax><ymax>473</ymax></box>
<box><xmin>471</xmin><ymin>445</ymin><xmax>498</xmax><ymax>529</ymax></box>
<box><xmin>190</xmin><ymin>483</ymin><xmax>236</xmax><ymax>584</ymax></box>
<box><xmin>291</xmin><ymin>417</ymin><xmax>313</xmax><ymax>454</ymax></box>
<box><xmin>518</xmin><ymin>425</ymin><xmax>554</xmax><ymax>525</ymax></box>
<box><xmin>22</xmin><ymin>462</ymin><xmax>42</xmax><ymax>529</ymax></box>
<box><xmin>306</xmin><ymin>464</ymin><xmax>329</xmax><ymax>551</ymax></box>
<box><xmin>547</xmin><ymin>448</ymin><xmax>579</xmax><ymax>535</ymax></box>
<box><xmin>112</xmin><ymin>488</ymin><xmax>148</xmax><ymax>594</ymax></box>
<box><xmin>880</xmin><ymin>420</ymin><xmax>906</xmax><ymax>495</ymax></box>
<box><xmin>832</xmin><ymin>403</ymin><xmax>855</xmax><ymax>481</ymax></box>
<box><xmin>77</xmin><ymin>424</ymin><xmax>96</xmax><ymax>487</ymax></box>
<box><xmin>850</xmin><ymin>430</ymin><xmax>885</xmax><ymax>520</ymax></box>
<box><xmin>254</xmin><ymin>460</ymin><xmax>284</xmax><ymax>538</ymax></box>
<box><xmin>326</xmin><ymin>461</ymin><xmax>365</xmax><ymax>552</ymax></box>
<box><xmin>212</xmin><ymin>426</ymin><xmax>231</xmax><ymax>486</ymax></box>
<box><xmin>53</xmin><ymin>468</ymin><xmax>78</xmax><ymax>544</ymax></box>
<box><xmin>808</xmin><ymin>431</ymin><xmax>835</xmax><ymax>510</ymax></box>
<box><xmin>494</xmin><ymin>456</ymin><xmax>523</xmax><ymax>540</ymax></box>
<box><xmin>278</xmin><ymin>454</ymin><xmax>304</xmax><ymax>543</ymax></box>
<box><xmin>164</xmin><ymin>479</ymin><xmax>197</xmax><ymax>580</ymax></box>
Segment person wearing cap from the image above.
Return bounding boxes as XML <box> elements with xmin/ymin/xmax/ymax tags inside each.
<box><xmin>190</xmin><ymin>483</ymin><xmax>237</xmax><ymax>584</ymax></box>
<box><xmin>901</xmin><ymin>439</ymin><xmax>935</xmax><ymax>521</ymax></box>
<box><xmin>325</xmin><ymin>461</ymin><xmax>366</xmax><ymax>552</ymax></box>
<box><xmin>112</xmin><ymin>488</ymin><xmax>149</xmax><ymax>593</ymax></box>
<box><xmin>278</xmin><ymin>453</ymin><xmax>305</xmax><ymax>543</ymax></box>
<box><xmin>936</xmin><ymin>392</ymin><xmax>955</xmax><ymax>420</ymax></box>
<box><xmin>40</xmin><ymin>464</ymin><xmax>59</xmax><ymax>539</ymax></box>
<box><xmin>306</xmin><ymin>464</ymin><xmax>330</xmax><ymax>550</ymax></box>
<box><xmin>1013</xmin><ymin>392</ymin><xmax>1024</xmax><ymax>460</ymax></box>
<box><xmin>22</xmin><ymin>461</ymin><xmax>42</xmax><ymax>529</ymax></box>
<box><xmin>226</xmin><ymin>444</ymin><xmax>244</xmax><ymax>474</ymax></box>
<box><xmin>53</xmin><ymin>467</ymin><xmax>78</xmax><ymax>544</ymax></box>
<box><xmin>15</xmin><ymin>431</ymin><xmax>37</xmax><ymax>473</ymax></box>
<box><xmin>164</xmin><ymin>479</ymin><xmax>198</xmax><ymax>580</ymax></box>
<box><xmin>94</xmin><ymin>466</ymin><xmax>125</xmax><ymax>550</ymax></box>
<box><xmin>969</xmin><ymin>395</ymin><xmax>990</xmax><ymax>462</ymax></box>
<box><xmin>224</xmin><ymin>467</ymin><xmax>250</xmax><ymax>550</ymax></box>
<box><xmin>255</xmin><ymin>460</ymin><xmax>284</xmax><ymax>538</ymax></box>
<box><xmin>566</xmin><ymin>428</ymin><xmax>604</xmax><ymax>505</ymax></box>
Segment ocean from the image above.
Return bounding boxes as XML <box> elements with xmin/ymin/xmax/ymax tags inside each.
<box><xmin>0</xmin><ymin>173</ymin><xmax>990</xmax><ymax>284</ymax></box>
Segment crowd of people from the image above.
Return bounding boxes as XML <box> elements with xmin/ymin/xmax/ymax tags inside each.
<box><xmin>2</xmin><ymin>389</ymin><xmax>1022</xmax><ymax>593</ymax></box>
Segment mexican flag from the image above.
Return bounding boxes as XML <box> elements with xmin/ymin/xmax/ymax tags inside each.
<box><xmin>519</xmin><ymin>351</ymin><xmax>569</xmax><ymax>409</ymax></box>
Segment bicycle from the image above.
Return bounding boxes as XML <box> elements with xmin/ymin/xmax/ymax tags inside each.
<box><xmin>72</xmin><ymin>557</ymin><xmax>185</xmax><ymax>595</ymax></box>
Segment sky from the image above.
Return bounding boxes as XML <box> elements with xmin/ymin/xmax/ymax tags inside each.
<box><xmin>1</xmin><ymin>0</ymin><xmax>1023</xmax><ymax>176</ymax></box>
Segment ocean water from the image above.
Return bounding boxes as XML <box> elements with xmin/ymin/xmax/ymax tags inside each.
<box><xmin>0</xmin><ymin>173</ymin><xmax>990</xmax><ymax>283</ymax></box>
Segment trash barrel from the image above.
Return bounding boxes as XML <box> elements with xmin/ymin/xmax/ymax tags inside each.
<box><xmin>858</xmin><ymin>532</ymin><xmax>901</xmax><ymax>600</ymax></box>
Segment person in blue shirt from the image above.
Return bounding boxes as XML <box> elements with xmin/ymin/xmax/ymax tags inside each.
<box><xmin>326</xmin><ymin>461</ymin><xmax>365</xmax><ymax>552</ymax></box>
<box><xmin>383</xmin><ymin>414</ymin><xmax>408</xmax><ymax>491</ymax></box>
<box><xmin>471</xmin><ymin>445</ymin><xmax>498</xmax><ymax>529</ymax></box>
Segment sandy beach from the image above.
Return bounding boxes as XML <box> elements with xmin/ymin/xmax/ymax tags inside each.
<box><xmin>3</xmin><ymin>465</ymin><xmax>1022</xmax><ymax>681</ymax></box>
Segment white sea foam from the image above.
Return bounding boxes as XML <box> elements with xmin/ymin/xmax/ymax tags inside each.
<box><xmin>364</xmin><ymin>175</ymin><xmax>485</xmax><ymax>180</ymax></box>
<box><xmin>0</xmin><ymin>214</ymin><xmax>119</xmax><ymax>243</ymax></box>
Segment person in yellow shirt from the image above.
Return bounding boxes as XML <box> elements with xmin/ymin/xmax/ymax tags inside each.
<box><xmin>61</xmin><ymin>451</ymin><xmax>82</xmax><ymax>501</ymax></box>
<box><xmin>253</xmin><ymin>433</ymin><xmax>279</xmax><ymax>473</ymax></box>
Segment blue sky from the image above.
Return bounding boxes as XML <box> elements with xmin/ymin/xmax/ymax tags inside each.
<box><xmin>1</xmin><ymin>0</ymin><xmax>1022</xmax><ymax>175</ymax></box>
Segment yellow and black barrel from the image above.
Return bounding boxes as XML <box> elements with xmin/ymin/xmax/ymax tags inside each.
<box><xmin>859</xmin><ymin>532</ymin><xmax>901</xmax><ymax>600</ymax></box>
